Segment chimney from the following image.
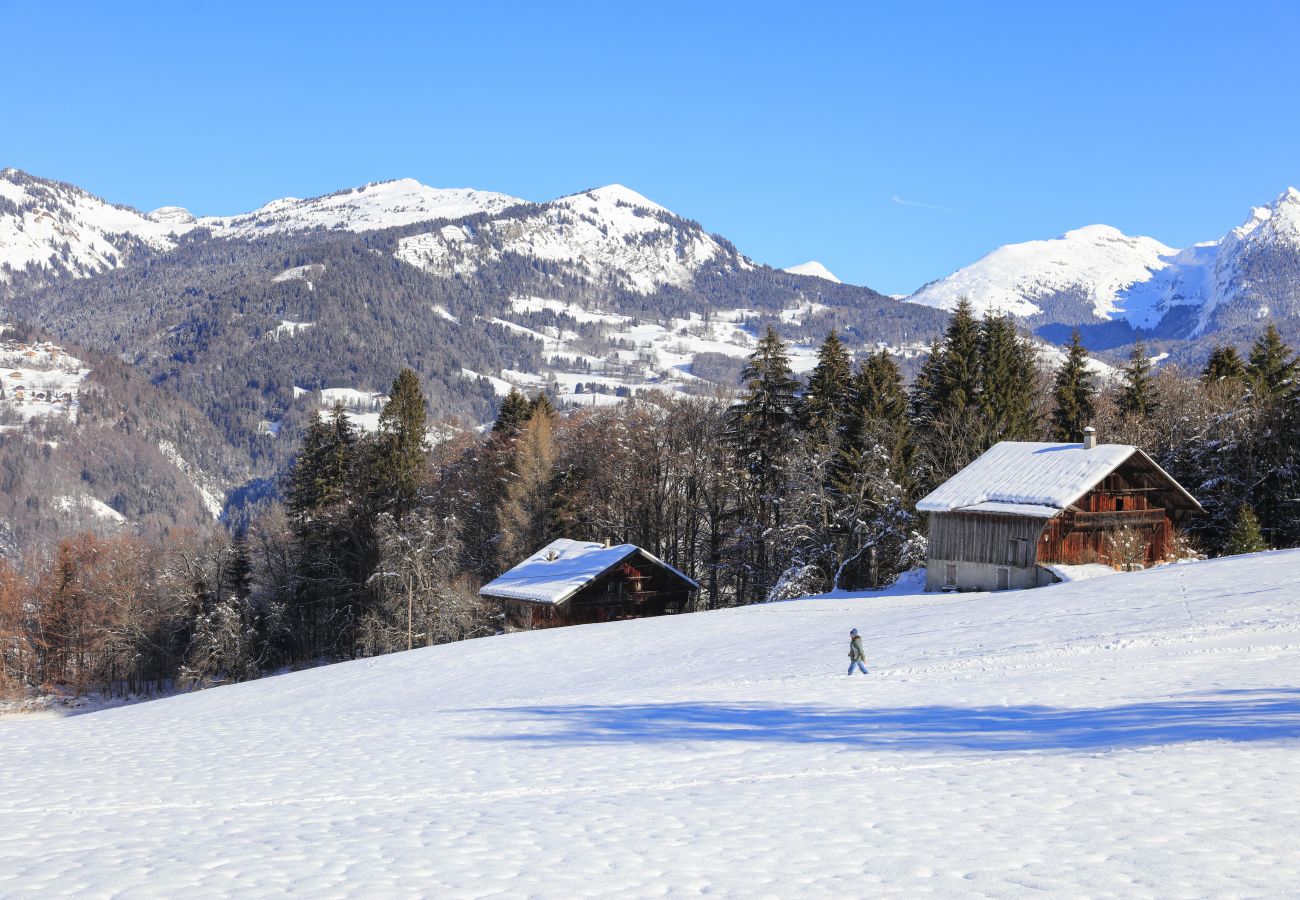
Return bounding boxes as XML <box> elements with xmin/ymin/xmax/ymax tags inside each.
<box><xmin>603</xmin><ymin>537</ymin><xmax>612</xmax><ymax>548</ymax></box>
<box><xmin>1082</xmin><ymin>426</ymin><xmax>1097</xmax><ymax>450</ymax></box>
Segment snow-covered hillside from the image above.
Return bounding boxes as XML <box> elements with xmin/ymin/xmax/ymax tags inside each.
<box><xmin>0</xmin><ymin>168</ymin><xmax>190</xmax><ymax>287</ymax></box>
<box><xmin>908</xmin><ymin>225</ymin><xmax>1175</xmax><ymax>319</ymax></box>
<box><xmin>783</xmin><ymin>260</ymin><xmax>842</xmax><ymax>283</ymax></box>
<box><xmin>397</xmin><ymin>184</ymin><xmax>742</xmax><ymax>294</ymax></box>
<box><xmin>4</xmin><ymin>551</ymin><xmax>1299</xmax><ymax>895</ymax></box>
<box><xmin>198</xmin><ymin>178</ymin><xmax>522</xmax><ymax>238</ymax></box>
<box><xmin>0</xmin><ymin>332</ymin><xmax>89</xmax><ymax>423</ymax></box>
<box><xmin>908</xmin><ymin>187</ymin><xmax>1300</xmax><ymax>337</ymax></box>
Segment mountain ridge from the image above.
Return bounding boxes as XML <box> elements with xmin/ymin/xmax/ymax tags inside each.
<box><xmin>907</xmin><ymin>186</ymin><xmax>1300</xmax><ymax>345</ymax></box>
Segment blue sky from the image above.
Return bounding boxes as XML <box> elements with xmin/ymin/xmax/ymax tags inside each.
<box><xmin>3</xmin><ymin>0</ymin><xmax>1299</xmax><ymax>295</ymax></box>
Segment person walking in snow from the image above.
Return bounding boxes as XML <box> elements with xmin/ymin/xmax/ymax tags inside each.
<box><xmin>847</xmin><ymin>628</ymin><xmax>868</xmax><ymax>675</ymax></box>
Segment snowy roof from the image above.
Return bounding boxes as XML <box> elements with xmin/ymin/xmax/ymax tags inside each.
<box><xmin>917</xmin><ymin>441</ymin><xmax>1202</xmax><ymax>517</ymax></box>
<box><xmin>479</xmin><ymin>538</ymin><xmax>699</xmax><ymax>605</ymax></box>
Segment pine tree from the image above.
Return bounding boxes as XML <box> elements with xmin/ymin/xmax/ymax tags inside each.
<box><xmin>840</xmin><ymin>350</ymin><xmax>909</xmax><ymax>483</ymax></box>
<box><xmin>798</xmin><ymin>328</ymin><xmax>853</xmax><ymax>444</ymax></box>
<box><xmin>908</xmin><ymin>338</ymin><xmax>946</xmax><ymax>427</ymax></box>
<box><xmin>932</xmin><ymin>298</ymin><xmax>981</xmax><ymax>415</ymax></box>
<box><xmin>727</xmin><ymin>325</ymin><xmax>801</xmax><ymax>602</ymax></box>
<box><xmin>372</xmin><ymin>368</ymin><xmax>429</xmax><ymax>519</ymax></box>
<box><xmin>285</xmin><ymin>405</ymin><xmax>354</xmax><ymax>527</ymax></box>
<box><xmin>1202</xmin><ymin>345</ymin><xmax>1247</xmax><ymax>385</ymax></box>
<box><xmin>529</xmin><ymin>391</ymin><xmax>557</xmax><ymax>419</ymax></box>
<box><xmin>1117</xmin><ymin>340</ymin><xmax>1157</xmax><ymax>419</ymax></box>
<box><xmin>729</xmin><ymin>325</ymin><xmax>801</xmax><ymax>470</ymax></box>
<box><xmin>493</xmin><ymin>388</ymin><xmax>532</xmax><ymax>435</ymax></box>
<box><xmin>977</xmin><ymin>313</ymin><xmax>1038</xmax><ymax>440</ymax></box>
<box><xmin>1224</xmin><ymin>504</ymin><xmax>1268</xmax><ymax>555</ymax></box>
<box><xmin>1051</xmin><ymin>329</ymin><xmax>1096</xmax><ymax>441</ymax></box>
<box><xmin>1246</xmin><ymin>324</ymin><xmax>1298</xmax><ymax>402</ymax></box>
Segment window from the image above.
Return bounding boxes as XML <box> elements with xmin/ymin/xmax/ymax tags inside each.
<box><xmin>944</xmin><ymin>563</ymin><xmax>958</xmax><ymax>587</ymax></box>
<box><xmin>996</xmin><ymin>568</ymin><xmax>1010</xmax><ymax>591</ymax></box>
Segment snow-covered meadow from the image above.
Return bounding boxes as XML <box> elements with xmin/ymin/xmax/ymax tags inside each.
<box><xmin>3</xmin><ymin>552</ymin><xmax>1300</xmax><ymax>897</ymax></box>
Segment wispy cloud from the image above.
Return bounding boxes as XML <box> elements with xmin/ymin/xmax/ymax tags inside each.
<box><xmin>891</xmin><ymin>195</ymin><xmax>959</xmax><ymax>213</ymax></box>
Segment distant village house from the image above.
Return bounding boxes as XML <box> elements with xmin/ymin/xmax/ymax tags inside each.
<box><xmin>480</xmin><ymin>539</ymin><xmax>699</xmax><ymax>629</ymax></box>
<box><xmin>917</xmin><ymin>429</ymin><xmax>1203</xmax><ymax>592</ymax></box>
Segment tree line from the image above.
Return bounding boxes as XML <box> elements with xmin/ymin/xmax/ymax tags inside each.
<box><xmin>4</xmin><ymin>301</ymin><xmax>1297</xmax><ymax>698</ymax></box>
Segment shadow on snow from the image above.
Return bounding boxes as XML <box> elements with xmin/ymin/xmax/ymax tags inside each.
<box><xmin>476</xmin><ymin>690</ymin><xmax>1300</xmax><ymax>752</ymax></box>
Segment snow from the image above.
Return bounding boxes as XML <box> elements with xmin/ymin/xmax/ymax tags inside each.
<box><xmin>3</xmin><ymin>550</ymin><xmax>1300</xmax><ymax>895</ymax></box>
<box><xmin>907</xmin><ymin>187</ymin><xmax>1300</xmax><ymax>335</ymax></box>
<box><xmin>783</xmin><ymin>260</ymin><xmax>842</xmax><ymax>283</ymax></box>
<box><xmin>432</xmin><ymin>305</ymin><xmax>460</xmax><ymax>324</ymax></box>
<box><xmin>267</xmin><ymin>320</ymin><xmax>314</xmax><ymax>340</ymax></box>
<box><xmin>0</xmin><ymin>170</ymin><xmax>194</xmax><ymax>284</ymax></box>
<box><xmin>271</xmin><ymin>264</ymin><xmax>324</xmax><ymax>288</ymax></box>
<box><xmin>396</xmin><ymin>184</ymin><xmax>729</xmax><ymax>295</ymax></box>
<box><xmin>199</xmin><ymin>179</ymin><xmax>521</xmax><ymax>238</ymax></box>
<box><xmin>1043</xmin><ymin>563</ymin><xmax>1119</xmax><ymax>583</ymax></box>
<box><xmin>480</xmin><ymin>539</ymin><xmax>697</xmax><ymax>605</ymax></box>
<box><xmin>157</xmin><ymin>440</ymin><xmax>225</xmax><ymax>519</ymax></box>
<box><xmin>0</xmin><ymin>337</ymin><xmax>89</xmax><ymax>423</ymax></box>
<box><xmin>916</xmin><ymin>441</ymin><xmax>1167</xmax><ymax>514</ymax></box>
<box><xmin>460</xmin><ymin>368</ymin><xmax>514</xmax><ymax>397</ymax></box>
<box><xmin>907</xmin><ymin>225</ymin><xmax>1177</xmax><ymax>319</ymax></box>
<box><xmin>52</xmin><ymin>494</ymin><xmax>125</xmax><ymax>524</ymax></box>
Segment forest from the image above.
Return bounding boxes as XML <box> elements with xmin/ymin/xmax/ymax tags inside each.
<box><xmin>3</xmin><ymin>301</ymin><xmax>1297</xmax><ymax>699</ymax></box>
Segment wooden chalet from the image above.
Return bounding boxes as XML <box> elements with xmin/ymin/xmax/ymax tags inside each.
<box><xmin>917</xmin><ymin>428</ymin><xmax>1203</xmax><ymax>592</ymax></box>
<box><xmin>480</xmin><ymin>538</ymin><xmax>699</xmax><ymax>629</ymax></box>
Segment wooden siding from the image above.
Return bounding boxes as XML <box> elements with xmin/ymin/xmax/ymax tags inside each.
<box><xmin>929</xmin><ymin>512</ymin><xmax>1047</xmax><ymax>567</ymax></box>
<box><xmin>1038</xmin><ymin>465</ymin><xmax>1178</xmax><ymax>568</ymax></box>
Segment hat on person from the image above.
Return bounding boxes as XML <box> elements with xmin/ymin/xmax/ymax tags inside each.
<box><xmin>850</xmin><ymin>628</ymin><xmax>859</xmax><ymax>636</ymax></box>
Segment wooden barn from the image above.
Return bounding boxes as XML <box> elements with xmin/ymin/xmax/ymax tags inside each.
<box><xmin>480</xmin><ymin>538</ymin><xmax>699</xmax><ymax>629</ymax></box>
<box><xmin>917</xmin><ymin>429</ymin><xmax>1203</xmax><ymax>592</ymax></box>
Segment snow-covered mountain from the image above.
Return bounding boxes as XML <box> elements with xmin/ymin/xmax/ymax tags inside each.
<box><xmin>197</xmin><ymin>178</ymin><xmax>522</xmax><ymax>238</ymax></box>
<box><xmin>5</xmin><ymin>550</ymin><xmax>1300</xmax><ymax>894</ymax></box>
<box><xmin>0</xmin><ymin>171</ymin><xmax>744</xmax><ymax>298</ymax></box>
<box><xmin>908</xmin><ymin>187</ymin><xmax>1300</xmax><ymax>339</ymax></box>
<box><xmin>907</xmin><ymin>225</ymin><xmax>1176</xmax><ymax>320</ymax></box>
<box><xmin>783</xmin><ymin>260</ymin><xmax>841</xmax><ymax>283</ymax></box>
<box><xmin>0</xmin><ymin>168</ymin><xmax>189</xmax><ymax>289</ymax></box>
<box><xmin>0</xmin><ymin>169</ymin><xmax>523</xmax><ymax>294</ymax></box>
<box><xmin>396</xmin><ymin>184</ymin><xmax>744</xmax><ymax>294</ymax></box>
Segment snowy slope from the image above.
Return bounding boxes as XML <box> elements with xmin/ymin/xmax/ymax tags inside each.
<box><xmin>397</xmin><ymin>184</ymin><xmax>740</xmax><ymax>294</ymax></box>
<box><xmin>198</xmin><ymin>178</ymin><xmax>521</xmax><ymax>238</ymax></box>
<box><xmin>907</xmin><ymin>225</ymin><xmax>1177</xmax><ymax>319</ymax></box>
<box><xmin>907</xmin><ymin>187</ymin><xmax>1300</xmax><ymax>337</ymax></box>
<box><xmin>4</xmin><ymin>551</ymin><xmax>1300</xmax><ymax>896</ymax></box>
<box><xmin>0</xmin><ymin>168</ymin><xmax>193</xmax><ymax>286</ymax></box>
<box><xmin>783</xmin><ymin>260</ymin><xmax>842</xmax><ymax>283</ymax></box>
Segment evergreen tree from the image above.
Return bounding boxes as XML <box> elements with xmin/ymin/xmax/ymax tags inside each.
<box><xmin>372</xmin><ymin>368</ymin><xmax>429</xmax><ymax>519</ymax></box>
<box><xmin>1051</xmin><ymin>329</ymin><xmax>1096</xmax><ymax>441</ymax></box>
<box><xmin>1117</xmin><ymin>340</ymin><xmax>1157</xmax><ymax>419</ymax></box>
<box><xmin>977</xmin><ymin>313</ymin><xmax>1038</xmax><ymax>440</ymax></box>
<box><xmin>727</xmin><ymin>325</ymin><xmax>801</xmax><ymax>602</ymax></box>
<box><xmin>529</xmin><ymin>391</ymin><xmax>557</xmax><ymax>419</ymax></box>
<box><xmin>840</xmin><ymin>350</ymin><xmax>910</xmax><ymax>482</ymax></box>
<box><xmin>1224</xmin><ymin>503</ymin><xmax>1268</xmax><ymax>555</ymax></box>
<box><xmin>798</xmin><ymin>328</ymin><xmax>853</xmax><ymax>444</ymax></box>
<box><xmin>1202</xmin><ymin>345</ymin><xmax>1247</xmax><ymax>385</ymax></box>
<box><xmin>492</xmin><ymin>388</ymin><xmax>532</xmax><ymax>435</ymax></box>
<box><xmin>285</xmin><ymin>405</ymin><xmax>355</xmax><ymax>528</ymax></box>
<box><xmin>908</xmin><ymin>338</ymin><xmax>945</xmax><ymax>426</ymax></box>
<box><xmin>931</xmin><ymin>298</ymin><xmax>982</xmax><ymax>415</ymax></box>
<box><xmin>1246</xmin><ymin>324</ymin><xmax>1298</xmax><ymax>401</ymax></box>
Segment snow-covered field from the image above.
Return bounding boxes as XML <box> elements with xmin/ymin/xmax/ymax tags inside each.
<box><xmin>3</xmin><ymin>551</ymin><xmax>1300</xmax><ymax>897</ymax></box>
